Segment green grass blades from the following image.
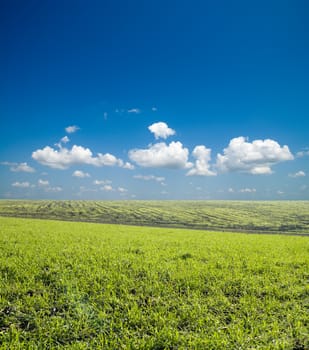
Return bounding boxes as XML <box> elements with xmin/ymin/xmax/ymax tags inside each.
<box><xmin>0</xmin><ymin>200</ymin><xmax>309</xmax><ymax>234</ymax></box>
<box><xmin>1</xmin><ymin>218</ymin><xmax>308</xmax><ymax>348</ymax></box>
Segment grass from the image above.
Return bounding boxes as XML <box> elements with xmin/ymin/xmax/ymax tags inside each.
<box><xmin>0</xmin><ymin>200</ymin><xmax>309</xmax><ymax>234</ymax></box>
<box><xmin>0</xmin><ymin>216</ymin><xmax>308</xmax><ymax>349</ymax></box>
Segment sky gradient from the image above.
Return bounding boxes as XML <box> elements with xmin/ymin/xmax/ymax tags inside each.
<box><xmin>1</xmin><ymin>0</ymin><xmax>308</xmax><ymax>200</ymax></box>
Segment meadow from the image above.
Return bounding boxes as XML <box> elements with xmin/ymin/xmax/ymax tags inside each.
<box><xmin>0</xmin><ymin>215</ymin><xmax>308</xmax><ymax>349</ymax></box>
<box><xmin>0</xmin><ymin>200</ymin><xmax>308</xmax><ymax>234</ymax></box>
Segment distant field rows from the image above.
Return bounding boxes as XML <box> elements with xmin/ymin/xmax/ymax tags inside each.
<box><xmin>0</xmin><ymin>200</ymin><xmax>308</xmax><ymax>234</ymax></box>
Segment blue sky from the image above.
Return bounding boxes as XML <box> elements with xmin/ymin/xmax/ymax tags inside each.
<box><xmin>1</xmin><ymin>0</ymin><xmax>308</xmax><ymax>200</ymax></box>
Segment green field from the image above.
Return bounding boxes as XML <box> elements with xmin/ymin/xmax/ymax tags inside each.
<box><xmin>0</xmin><ymin>216</ymin><xmax>308</xmax><ymax>349</ymax></box>
<box><xmin>0</xmin><ymin>200</ymin><xmax>309</xmax><ymax>234</ymax></box>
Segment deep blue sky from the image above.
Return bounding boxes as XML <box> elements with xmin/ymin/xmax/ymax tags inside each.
<box><xmin>1</xmin><ymin>0</ymin><xmax>308</xmax><ymax>199</ymax></box>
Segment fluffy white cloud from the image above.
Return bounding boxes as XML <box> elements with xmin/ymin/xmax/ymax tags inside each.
<box><xmin>289</xmin><ymin>170</ymin><xmax>306</xmax><ymax>178</ymax></box>
<box><xmin>148</xmin><ymin>122</ymin><xmax>176</xmax><ymax>139</ymax></box>
<box><xmin>216</xmin><ymin>137</ymin><xmax>294</xmax><ymax>174</ymax></box>
<box><xmin>134</xmin><ymin>174</ymin><xmax>165</xmax><ymax>182</ymax></box>
<box><xmin>73</xmin><ymin>170</ymin><xmax>90</xmax><ymax>178</ymax></box>
<box><xmin>65</xmin><ymin>125</ymin><xmax>80</xmax><ymax>134</ymax></box>
<box><xmin>12</xmin><ymin>181</ymin><xmax>31</xmax><ymax>188</ymax></box>
<box><xmin>186</xmin><ymin>145</ymin><xmax>216</xmax><ymax>176</ymax></box>
<box><xmin>32</xmin><ymin>145</ymin><xmax>125</xmax><ymax>170</ymax></box>
<box><xmin>129</xmin><ymin>141</ymin><xmax>192</xmax><ymax>169</ymax></box>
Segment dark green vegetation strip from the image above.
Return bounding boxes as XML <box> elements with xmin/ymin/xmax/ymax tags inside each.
<box><xmin>0</xmin><ymin>217</ymin><xmax>308</xmax><ymax>349</ymax></box>
<box><xmin>0</xmin><ymin>200</ymin><xmax>309</xmax><ymax>234</ymax></box>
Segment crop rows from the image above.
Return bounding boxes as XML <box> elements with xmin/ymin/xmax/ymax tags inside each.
<box><xmin>0</xmin><ymin>200</ymin><xmax>308</xmax><ymax>234</ymax></box>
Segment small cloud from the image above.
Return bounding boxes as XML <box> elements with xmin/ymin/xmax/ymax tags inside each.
<box><xmin>118</xmin><ymin>187</ymin><xmax>128</xmax><ymax>193</ymax></box>
<box><xmin>46</xmin><ymin>186</ymin><xmax>62</xmax><ymax>193</ymax></box>
<box><xmin>73</xmin><ymin>170</ymin><xmax>91</xmax><ymax>178</ymax></box>
<box><xmin>128</xmin><ymin>108</ymin><xmax>141</xmax><ymax>114</ymax></box>
<box><xmin>65</xmin><ymin>125</ymin><xmax>80</xmax><ymax>134</ymax></box>
<box><xmin>296</xmin><ymin>149</ymin><xmax>309</xmax><ymax>157</ymax></box>
<box><xmin>93</xmin><ymin>179</ymin><xmax>112</xmax><ymax>185</ymax></box>
<box><xmin>104</xmin><ymin>112</ymin><xmax>108</xmax><ymax>120</ymax></box>
<box><xmin>1</xmin><ymin>162</ymin><xmax>35</xmax><ymax>173</ymax></box>
<box><xmin>61</xmin><ymin>136</ymin><xmax>70</xmax><ymax>144</ymax></box>
<box><xmin>152</xmin><ymin>107</ymin><xmax>157</xmax><ymax>112</ymax></box>
<box><xmin>122</xmin><ymin>162</ymin><xmax>135</xmax><ymax>170</ymax></box>
<box><xmin>38</xmin><ymin>179</ymin><xmax>49</xmax><ymax>187</ymax></box>
<box><xmin>134</xmin><ymin>174</ymin><xmax>165</xmax><ymax>182</ymax></box>
<box><xmin>277</xmin><ymin>190</ymin><xmax>284</xmax><ymax>195</ymax></box>
<box><xmin>148</xmin><ymin>122</ymin><xmax>176</xmax><ymax>140</ymax></box>
<box><xmin>239</xmin><ymin>188</ymin><xmax>257</xmax><ymax>193</ymax></box>
<box><xmin>101</xmin><ymin>185</ymin><xmax>113</xmax><ymax>192</ymax></box>
<box><xmin>289</xmin><ymin>170</ymin><xmax>306</xmax><ymax>178</ymax></box>
<box><xmin>228</xmin><ymin>188</ymin><xmax>234</xmax><ymax>193</ymax></box>
<box><xmin>12</xmin><ymin>181</ymin><xmax>31</xmax><ymax>188</ymax></box>
<box><xmin>300</xmin><ymin>185</ymin><xmax>307</xmax><ymax>191</ymax></box>
<box><xmin>11</xmin><ymin>162</ymin><xmax>35</xmax><ymax>173</ymax></box>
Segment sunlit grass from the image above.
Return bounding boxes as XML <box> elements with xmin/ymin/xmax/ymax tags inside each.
<box><xmin>0</xmin><ymin>217</ymin><xmax>308</xmax><ymax>348</ymax></box>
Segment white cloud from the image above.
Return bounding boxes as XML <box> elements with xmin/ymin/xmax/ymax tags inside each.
<box><xmin>61</xmin><ymin>136</ymin><xmax>70</xmax><ymax>144</ymax></box>
<box><xmin>101</xmin><ymin>185</ymin><xmax>113</xmax><ymax>191</ymax></box>
<box><xmin>277</xmin><ymin>190</ymin><xmax>284</xmax><ymax>195</ymax></box>
<box><xmin>65</xmin><ymin>125</ymin><xmax>80</xmax><ymax>134</ymax></box>
<box><xmin>186</xmin><ymin>145</ymin><xmax>216</xmax><ymax>176</ymax></box>
<box><xmin>104</xmin><ymin>112</ymin><xmax>108</xmax><ymax>120</ymax></box>
<box><xmin>46</xmin><ymin>186</ymin><xmax>62</xmax><ymax>193</ymax></box>
<box><xmin>134</xmin><ymin>174</ymin><xmax>165</xmax><ymax>182</ymax></box>
<box><xmin>216</xmin><ymin>136</ymin><xmax>294</xmax><ymax>174</ymax></box>
<box><xmin>152</xmin><ymin>107</ymin><xmax>157</xmax><ymax>112</ymax></box>
<box><xmin>93</xmin><ymin>179</ymin><xmax>112</xmax><ymax>185</ymax></box>
<box><xmin>118</xmin><ymin>187</ymin><xmax>128</xmax><ymax>193</ymax></box>
<box><xmin>38</xmin><ymin>179</ymin><xmax>49</xmax><ymax>187</ymax></box>
<box><xmin>296</xmin><ymin>149</ymin><xmax>309</xmax><ymax>157</ymax></box>
<box><xmin>128</xmin><ymin>108</ymin><xmax>141</xmax><ymax>114</ymax></box>
<box><xmin>239</xmin><ymin>188</ymin><xmax>257</xmax><ymax>193</ymax></box>
<box><xmin>32</xmin><ymin>145</ymin><xmax>125</xmax><ymax>170</ymax></box>
<box><xmin>148</xmin><ymin>122</ymin><xmax>176</xmax><ymax>139</ymax></box>
<box><xmin>228</xmin><ymin>188</ymin><xmax>234</xmax><ymax>193</ymax></box>
<box><xmin>12</xmin><ymin>181</ymin><xmax>31</xmax><ymax>188</ymax></box>
<box><xmin>12</xmin><ymin>162</ymin><xmax>35</xmax><ymax>173</ymax></box>
<box><xmin>1</xmin><ymin>162</ymin><xmax>35</xmax><ymax>173</ymax></box>
<box><xmin>129</xmin><ymin>141</ymin><xmax>192</xmax><ymax>169</ymax></box>
<box><xmin>37</xmin><ymin>179</ymin><xmax>62</xmax><ymax>192</ymax></box>
<box><xmin>122</xmin><ymin>162</ymin><xmax>135</xmax><ymax>170</ymax></box>
<box><xmin>73</xmin><ymin>170</ymin><xmax>91</xmax><ymax>178</ymax></box>
<box><xmin>289</xmin><ymin>170</ymin><xmax>306</xmax><ymax>178</ymax></box>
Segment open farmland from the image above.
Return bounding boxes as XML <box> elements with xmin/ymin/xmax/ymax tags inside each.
<box><xmin>0</xmin><ymin>217</ymin><xmax>308</xmax><ymax>349</ymax></box>
<box><xmin>0</xmin><ymin>200</ymin><xmax>309</xmax><ymax>234</ymax></box>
